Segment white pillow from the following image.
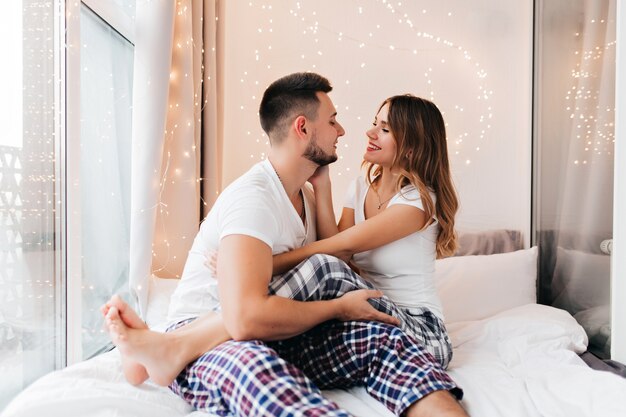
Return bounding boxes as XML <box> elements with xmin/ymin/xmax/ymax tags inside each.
<box><xmin>144</xmin><ymin>248</ymin><xmax>538</xmax><ymax>327</ymax></box>
<box><xmin>435</xmin><ymin>246</ymin><xmax>538</xmax><ymax>323</ymax></box>
<box><xmin>145</xmin><ymin>275</ymin><xmax>180</xmax><ymax>328</ymax></box>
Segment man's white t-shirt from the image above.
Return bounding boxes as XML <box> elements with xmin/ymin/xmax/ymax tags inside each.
<box><xmin>344</xmin><ymin>176</ymin><xmax>444</xmax><ymax>319</ymax></box>
<box><xmin>167</xmin><ymin>159</ymin><xmax>316</xmax><ymax>325</ymax></box>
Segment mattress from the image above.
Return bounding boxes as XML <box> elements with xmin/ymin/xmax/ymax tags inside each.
<box><xmin>4</xmin><ymin>248</ymin><xmax>626</xmax><ymax>416</ymax></box>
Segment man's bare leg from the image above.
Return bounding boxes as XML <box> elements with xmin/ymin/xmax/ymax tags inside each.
<box><xmin>404</xmin><ymin>390</ymin><xmax>469</xmax><ymax>417</ymax></box>
<box><xmin>104</xmin><ymin>303</ymin><xmax>230</xmax><ymax>386</ymax></box>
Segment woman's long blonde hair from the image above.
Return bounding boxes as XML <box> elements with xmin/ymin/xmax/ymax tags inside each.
<box><xmin>364</xmin><ymin>95</ymin><xmax>459</xmax><ymax>258</ymax></box>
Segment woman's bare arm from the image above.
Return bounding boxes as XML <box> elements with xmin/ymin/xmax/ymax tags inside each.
<box><xmin>273</xmin><ymin>204</ymin><xmax>428</xmax><ymax>275</ymax></box>
<box><xmin>308</xmin><ymin>166</ymin><xmax>338</xmax><ymax>239</ymax></box>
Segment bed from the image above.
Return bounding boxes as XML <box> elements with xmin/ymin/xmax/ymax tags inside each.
<box><xmin>4</xmin><ymin>246</ymin><xmax>626</xmax><ymax>417</ymax></box>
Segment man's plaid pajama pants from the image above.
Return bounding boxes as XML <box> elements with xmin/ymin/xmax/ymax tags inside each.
<box><xmin>168</xmin><ymin>254</ymin><xmax>462</xmax><ymax>416</ymax></box>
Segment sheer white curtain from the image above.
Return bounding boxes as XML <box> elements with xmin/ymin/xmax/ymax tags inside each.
<box><xmin>80</xmin><ymin>5</ymin><xmax>134</xmax><ymax>356</ymax></box>
<box><xmin>130</xmin><ymin>0</ymin><xmax>221</xmax><ymax>316</ymax></box>
<box><xmin>555</xmin><ymin>0</ymin><xmax>615</xmax><ymax>244</ymax></box>
<box><xmin>554</xmin><ymin>0</ymin><xmax>615</xmax><ymax>358</ymax></box>
<box><xmin>538</xmin><ymin>0</ymin><xmax>616</xmax><ymax>359</ymax></box>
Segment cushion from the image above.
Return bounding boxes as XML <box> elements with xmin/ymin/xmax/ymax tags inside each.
<box><xmin>145</xmin><ymin>275</ymin><xmax>180</xmax><ymax>328</ymax></box>
<box><xmin>435</xmin><ymin>246</ymin><xmax>538</xmax><ymax>323</ymax></box>
<box><xmin>455</xmin><ymin>229</ymin><xmax>524</xmax><ymax>256</ymax></box>
<box><xmin>146</xmin><ymin>248</ymin><xmax>539</xmax><ymax>327</ymax></box>
<box><xmin>552</xmin><ymin>247</ymin><xmax>610</xmax><ymax>311</ymax></box>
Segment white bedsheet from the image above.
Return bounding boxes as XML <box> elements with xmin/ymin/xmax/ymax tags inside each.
<box><xmin>4</xmin><ymin>303</ymin><xmax>626</xmax><ymax>417</ymax></box>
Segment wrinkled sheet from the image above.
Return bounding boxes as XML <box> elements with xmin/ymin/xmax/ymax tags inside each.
<box><xmin>4</xmin><ymin>304</ymin><xmax>626</xmax><ymax>417</ymax></box>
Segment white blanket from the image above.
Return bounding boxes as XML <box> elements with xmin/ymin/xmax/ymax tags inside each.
<box><xmin>4</xmin><ymin>303</ymin><xmax>626</xmax><ymax>417</ymax></box>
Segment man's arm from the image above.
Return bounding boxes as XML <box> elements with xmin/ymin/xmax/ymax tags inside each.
<box><xmin>217</xmin><ymin>234</ymin><xmax>397</xmax><ymax>341</ymax></box>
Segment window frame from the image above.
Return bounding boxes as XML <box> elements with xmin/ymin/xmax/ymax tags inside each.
<box><xmin>55</xmin><ymin>0</ymin><xmax>69</xmax><ymax>369</ymax></box>
<box><xmin>64</xmin><ymin>0</ymin><xmax>135</xmax><ymax>365</ymax></box>
<box><xmin>612</xmin><ymin>1</ymin><xmax>626</xmax><ymax>364</ymax></box>
<box><xmin>82</xmin><ymin>0</ymin><xmax>135</xmax><ymax>44</ymax></box>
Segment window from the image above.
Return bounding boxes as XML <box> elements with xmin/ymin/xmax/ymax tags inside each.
<box><xmin>0</xmin><ymin>0</ymin><xmax>135</xmax><ymax>408</ymax></box>
<box><xmin>78</xmin><ymin>1</ymin><xmax>134</xmax><ymax>359</ymax></box>
<box><xmin>0</xmin><ymin>0</ymin><xmax>63</xmax><ymax>409</ymax></box>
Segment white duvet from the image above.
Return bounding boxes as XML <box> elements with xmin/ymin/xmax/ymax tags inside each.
<box><xmin>4</xmin><ymin>303</ymin><xmax>626</xmax><ymax>417</ymax></box>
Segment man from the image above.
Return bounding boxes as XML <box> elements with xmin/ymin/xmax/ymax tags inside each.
<box><xmin>106</xmin><ymin>72</ymin><xmax>467</xmax><ymax>416</ymax></box>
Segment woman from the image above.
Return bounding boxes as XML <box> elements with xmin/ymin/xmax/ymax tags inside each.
<box><xmin>104</xmin><ymin>94</ymin><xmax>459</xmax><ymax>387</ymax></box>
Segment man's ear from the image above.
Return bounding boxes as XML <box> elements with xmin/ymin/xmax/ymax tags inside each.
<box><xmin>294</xmin><ymin>115</ymin><xmax>308</xmax><ymax>138</ymax></box>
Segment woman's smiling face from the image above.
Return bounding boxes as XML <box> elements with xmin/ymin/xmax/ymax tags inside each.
<box><xmin>364</xmin><ymin>102</ymin><xmax>397</xmax><ymax>167</ymax></box>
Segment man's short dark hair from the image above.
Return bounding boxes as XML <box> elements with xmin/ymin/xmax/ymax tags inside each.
<box><xmin>259</xmin><ymin>72</ymin><xmax>332</xmax><ymax>143</ymax></box>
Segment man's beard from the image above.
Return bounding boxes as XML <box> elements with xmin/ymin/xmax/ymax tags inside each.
<box><xmin>303</xmin><ymin>133</ymin><xmax>338</xmax><ymax>166</ymax></box>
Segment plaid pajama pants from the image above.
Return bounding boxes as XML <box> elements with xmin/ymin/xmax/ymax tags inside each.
<box><xmin>168</xmin><ymin>254</ymin><xmax>462</xmax><ymax>417</ymax></box>
<box><xmin>268</xmin><ymin>254</ymin><xmax>453</xmax><ymax>369</ymax></box>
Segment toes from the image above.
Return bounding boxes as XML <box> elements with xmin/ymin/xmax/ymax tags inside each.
<box><xmin>115</xmin><ymin>331</ymin><xmax>127</xmax><ymax>342</ymax></box>
<box><xmin>105</xmin><ymin>308</ymin><xmax>128</xmax><ymax>343</ymax></box>
<box><xmin>111</xmin><ymin>294</ymin><xmax>126</xmax><ymax>310</ymax></box>
<box><xmin>106</xmin><ymin>306</ymin><xmax>122</xmax><ymax>325</ymax></box>
<box><xmin>107</xmin><ymin>305</ymin><xmax>119</xmax><ymax>318</ymax></box>
<box><xmin>100</xmin><ymin>303</ymin><xmax>112</xmax><ymax>316</ymax></box>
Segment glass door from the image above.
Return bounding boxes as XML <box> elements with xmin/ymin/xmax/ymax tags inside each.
<box><xmin>0</xmin><ymin>0</ymin><xmax>64</xmax><ymax>410</ymax></box>
<box><xmin>0</xmin><ymin>0</ymin><xmax>136</xmax><ymax>409</ymax></box>
<box><xmin>534</xmin><ymin>0</ymin><xmax>616</xmax><ymax>359</ymax></box>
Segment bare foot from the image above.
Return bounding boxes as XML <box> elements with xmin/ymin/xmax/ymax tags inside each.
<box><xmin>105</xmin><ymin>306</ymin><xmax>189</xmax><ymax>386</ymax></box>
<box><xmin>102</xmin><ymin>294</ymin><xmax>148</xmax><ymax>329</ymax></box>
<box><xmin>101</xmin><ymin>295</ymin><xmax>149</xmax><ymax>385</ymax></box>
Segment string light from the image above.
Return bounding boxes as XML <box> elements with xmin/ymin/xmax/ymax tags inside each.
<box><xmin>566</xmin><ymin>21</ymin><xmax>616</xmax><ymax>167</ymax></box>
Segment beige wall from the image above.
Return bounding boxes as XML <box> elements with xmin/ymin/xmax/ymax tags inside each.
<box><xmin>221</xmin><ymin>0</ymin><xmax>533</xmax><ymax>237</ymax></box>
